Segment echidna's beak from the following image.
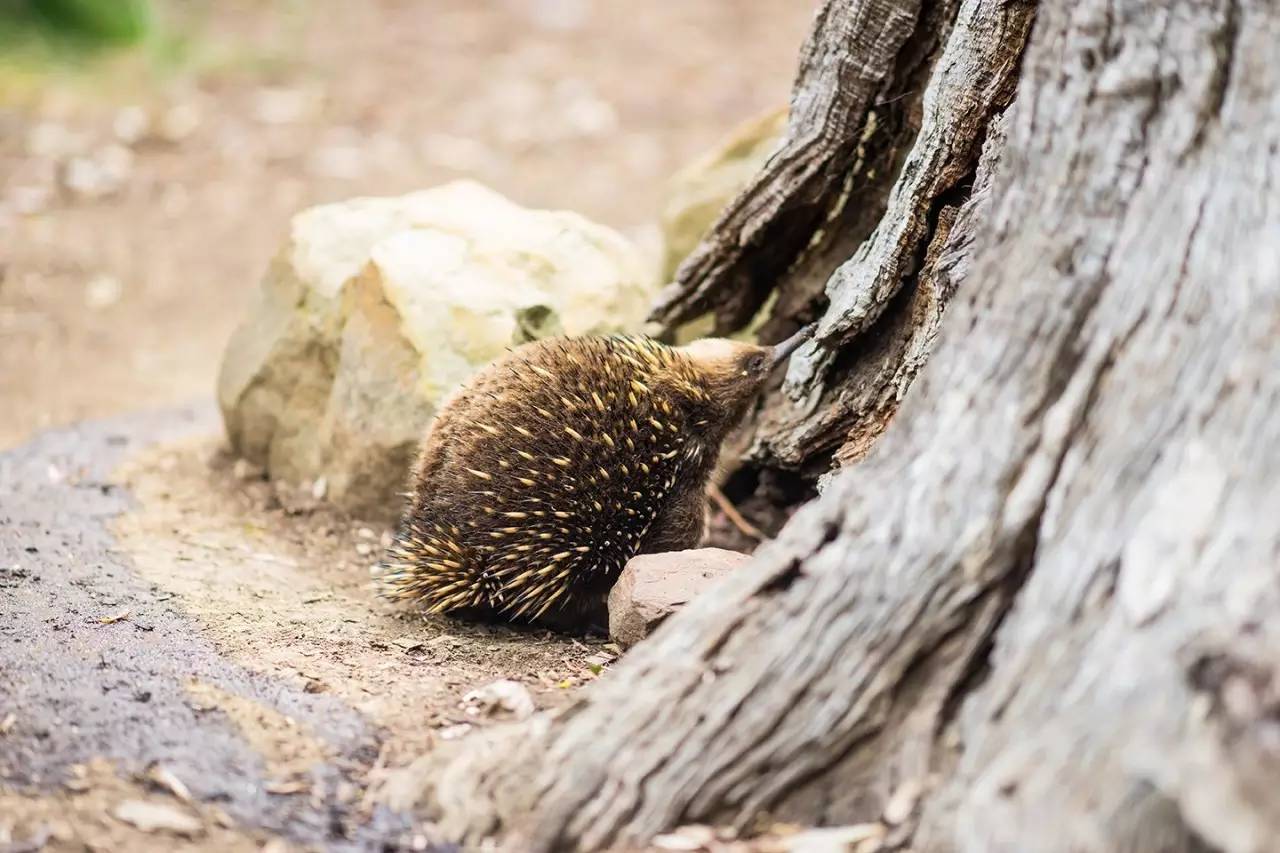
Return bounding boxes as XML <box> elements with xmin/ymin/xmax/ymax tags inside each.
<box><xmin>769</xmin><ymin>322</ymin><xmax>817</xmax><ymax>368</ymax></box>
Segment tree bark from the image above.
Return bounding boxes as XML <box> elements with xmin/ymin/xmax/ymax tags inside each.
<box><xmin>658</xmin><ymin>0</ymin><xmax>1034</xmax><ymax>542</ymax></box>
<box><xmin>415</xmin><ymin>0</ymin><xmax>1280</xmax><ymax>850</ymax></box>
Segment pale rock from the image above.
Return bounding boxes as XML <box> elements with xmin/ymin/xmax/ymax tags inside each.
<box><xmin>61</xmin><ymin>144</ymin><xmax>134</xmax><ymax>200</ymax></box>
<box><xmin>659</xmin><ymin>106</ymin><xmax>787</xmax><ymax>283</ymax></box>
<box><xmin>111</xmin><ymin>800</ymin><xmax>203</xmax><ymax>836</ymax></box>
<box><xmin>25</xmin><ymin>121</ymin><xmax>87</xmax><ymax>160</ymax></box>
<box><xmin>784</xmin><ymin>823</ymin><xmax>887</xmax><ymax>852</ymax></box>
<box><xmin>251</xmin><ymin>86</ymin><xmax>319</xmax><ymax>125</ymax></box>
<box><xmin>462</xmin><ymin>679</ymin><xmax>535</xmax><ymax>720</ymax></box>
<box><xmin>157</xmin><ymin>103</ymin><xmax>202</xmax><ymax>143</ymax></box>
<box><xmin>112</xmin><ymin>105</ymin><xmax>151</xmax><ymax>144</ymax></box>
<box><xmin>217</xmin><ymin>180</ymin><xmax>656</xmax><ymax>519</ymax></box>
<box><xmin>608</xmin><ymin>548</ymin><xmax>749</xmax><ymax>647</ymax></box>
<box><xmin>84</xmin><ymin>274</ymin><xmax>123</xmax><ymax>309</ymax></box>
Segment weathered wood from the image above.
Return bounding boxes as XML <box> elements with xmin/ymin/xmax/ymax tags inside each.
<box><xmin>752</xmin><ymin>0</ymin><xmax>1031</xmax><ymax>473</ymax></box>
<box><xmin>658</xmin><ymin>0</ymin><xmax>1032</xmax><ymax>508</ymax></box>
<box><xmin>413</xmin><ymin>0</ymin><xmax>1280</xmax><ymax>850</ymax></box>
<box><xmin>649</xmin><ymin>0</ymin><xmax>924</xmax><ymax>335</ymax></box>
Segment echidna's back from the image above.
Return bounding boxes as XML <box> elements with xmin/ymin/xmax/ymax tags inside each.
<box><xmin>381</xmin><ymin>336</ymin><xmax>707</xmax><ymax>622</ymax></box>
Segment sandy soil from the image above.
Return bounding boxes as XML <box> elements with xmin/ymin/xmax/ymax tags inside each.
<box><xmin>0</xmin><ymin>410</ymin><xmax>850</xmax><ymax>853</ymax></box>
<box><xmin>0</xmin><ymin>0</ymin><xmax>811</xmax><ymax>448</ymax></box>
<box><xmin>112</xmin><ymin>435</ymin><xmax>606</xmax><ymax>771</ymax></box>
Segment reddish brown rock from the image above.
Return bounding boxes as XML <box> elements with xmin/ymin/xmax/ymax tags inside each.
<box><xmin>607</xmin><ymin>548</ymin><xmax>749</xmax><ymax>647</ymax></box>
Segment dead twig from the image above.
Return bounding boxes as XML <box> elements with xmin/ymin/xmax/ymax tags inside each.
<box><xmin>707</xmin><ymin>484</ymin><xmax>764</xmax><ymax>541</ymax></box>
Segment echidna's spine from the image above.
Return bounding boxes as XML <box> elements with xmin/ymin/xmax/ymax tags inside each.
<box><xmin>376</xmin><ymin>520</ymin><xmax>494</xmax><ymax>614</ymax></box>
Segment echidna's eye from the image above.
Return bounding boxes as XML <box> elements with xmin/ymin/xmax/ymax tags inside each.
<box><xmin>746</xmin><ymin>354</ymin><xmax>767</xmax><ymax>373</ymax></box>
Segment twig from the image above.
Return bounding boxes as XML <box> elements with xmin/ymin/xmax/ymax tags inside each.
<box><xmin>707</xmin><ymin>484</ymin><xmax>764</xmax><ymax>541</ymax></box>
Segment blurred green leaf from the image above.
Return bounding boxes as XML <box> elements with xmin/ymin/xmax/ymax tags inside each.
<box><xmin>26</xmin><ymin>0</ymin><xmax>151</xmax><ymax>44</ymax></box>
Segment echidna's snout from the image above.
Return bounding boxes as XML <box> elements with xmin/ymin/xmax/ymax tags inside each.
<box><xmin>769</xmin><ymin>322</ymin><xmax>817</xmax><ymax>368</ymax></box>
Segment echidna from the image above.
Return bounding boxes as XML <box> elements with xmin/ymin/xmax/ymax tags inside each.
<box><xmin>376</xmin><ymin>325</ymin><xmax>813</xmax><ymax>628</ymax></box>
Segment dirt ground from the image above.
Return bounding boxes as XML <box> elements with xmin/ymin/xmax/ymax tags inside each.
<box><xmin>113</xmin><ymin>434</ymin><xmax>602</xmax><ymax>770</ymax></box>
<box><xmin>0</xmin><ymin>0</ymin><xmax>811</xmax><ymax>449</ymax></box>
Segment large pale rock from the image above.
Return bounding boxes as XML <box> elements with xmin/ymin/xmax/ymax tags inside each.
<box><xmin>217</xmin><ymin>180</ymin><xmax>656</xmax><ymax>519</ymax></box>
<box><xmin>608</xmin><ymin>548</ymin><xmax>749</xmax><ymax>647</ymax></box>
<box><xmin>658</xmin><ymin>106</ymin><xmax>787</xmax><ymax>283</ymax></box>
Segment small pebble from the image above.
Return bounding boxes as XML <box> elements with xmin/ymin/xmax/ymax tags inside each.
<box><xmin>232</xmin><ymin>458</ymin><xmax>261</xmax><ymax>481</ymax></box>
<box><xmin>157</xmin><ymin>103</ymin><xmax>201</xmax><ymax>143</ymax></box>
<box><xmin>112</xmin><ymin>106</ymin><xmax>151</xmax><ymax>144</ymax></box>
<box><xmin>84</xmin><ymin>274</ymin><xmax>123</xmax><ymax>309</ymax></box>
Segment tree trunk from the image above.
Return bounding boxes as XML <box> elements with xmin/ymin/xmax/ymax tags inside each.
<box><xmin>414</xmin><ymin>0</ymin><xmax>1280</xmax><ymax>850</ymax></box>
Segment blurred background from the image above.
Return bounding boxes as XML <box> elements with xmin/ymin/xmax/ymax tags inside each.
<box><xmin>0</xmin><ymin>0</ymin><xmax>810</xmax><ymax>449</ymax></box>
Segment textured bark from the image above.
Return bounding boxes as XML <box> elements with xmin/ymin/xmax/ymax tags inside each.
<box><xmin>657</xmin><ymin>0</ymin><xmax>1033</xmax><ymax>547</ymax></box>
<box><xmin>417</xmin><ymin>0</ymin><xmax>1280</xmax><ymax>850</ymax></box>
<box><xmin>649</xmin><ymin>0</ymin><xmax>925</xmax><ymax>336</ymax></box>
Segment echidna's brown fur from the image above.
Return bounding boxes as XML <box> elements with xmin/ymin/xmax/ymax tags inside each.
<box><xmin>377</xmin><ymin>329</ymin><xmax>809</xmax><ymax>628</ymax></box>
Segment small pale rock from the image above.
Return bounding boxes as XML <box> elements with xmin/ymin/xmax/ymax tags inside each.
<box><xmin>84</xmin><ymin>274</ymin><xmax>123</xmax><ymax>309</ymax></box>
<box><xmin>231</xmin><ymin>458</ymin><xmax>261</xmax><ymax>481</ymax></box>
<box><xmin>113</xmin><ymin>106</ymin><xmax>151</xmax><ymax>144</ymax></box>
<box><xmin>251</xmin><ymin>86</ymin><xmax>318</xmax><ymax>125</ymax></box>
<box><xmin>8</xmin><ymin>184</ymin><xmax>54</xmax><ymax>215</ymax></box>
<box><xmin>652</xmin><ymin>826</ymin><xmax>714</xmax><ymax>850</ymax></box>
<box><xmin>462</xmin><ymin>679</ymin><xmax>535</xmax><ymax>720</ymax></box>
<box><xmin>62</xmin><ymin>145</ymin><xmax>134</xmax><ymax>200</ymax></box>
<box><xmin>437</xmin><ymin>723</ymin><xmax>472</xmax><ymax>740</ymax></box>
<box><xmin>157</xmin><ymin>103</ymin><xmax>201</xmax><ymax>143</ymax></box>
<box><xmin>26</xmin><ymin>122</ymin><xmax>86</xmax><ymax>159</ymax></box>
<box><xmin>111</xmin><ymin>800</ymin><xmax>203</xmax><ymax>836</ymax></box>
<box><xmin>608</xmin><ymin>548</ymin><xmax>749</xmax><ymax>647</ymax></box>
<box><xmin>784</xmin><ymin>824</ymin><xmax>886</xmax><ymax>853</ymax></box>
<box><xmin>355</xmin><ymin>542</ymin><xmax>374</xmax><ymax>557</ymax></box>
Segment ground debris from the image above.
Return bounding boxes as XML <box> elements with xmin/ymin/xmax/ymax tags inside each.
<box><xmin>110</xmin><ymin>799</ymin><xmax>203</xmax><ymax>836</ymax></box>
<box><xmin>462</xmin><ymin>679</ymin><xmax>535</xmax><ymax>721</ymax></box>
<box><xmin>647</xmin><ymin>822</ymin><xmax>887</xmax><ymax>853</ymax></box>
<box><xmin>264</xmin><ymin>779</ymin><xmax>309</xmax><ymax>796</ymax></box>
<box><xmin>141</xmin><ymin>764</ymin><xmax>194</xmax><ymax>804</ymax></box>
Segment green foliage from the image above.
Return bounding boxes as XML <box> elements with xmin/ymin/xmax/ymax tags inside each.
<box><xmin>29</xmin><ymin>0</ymin><xmax>150</xmax><ymax>42</ymax></box>
<box><xmin>0</xmin><ymin>0</ymin><xmax>150</xmax><ymax>54</ymax></box>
